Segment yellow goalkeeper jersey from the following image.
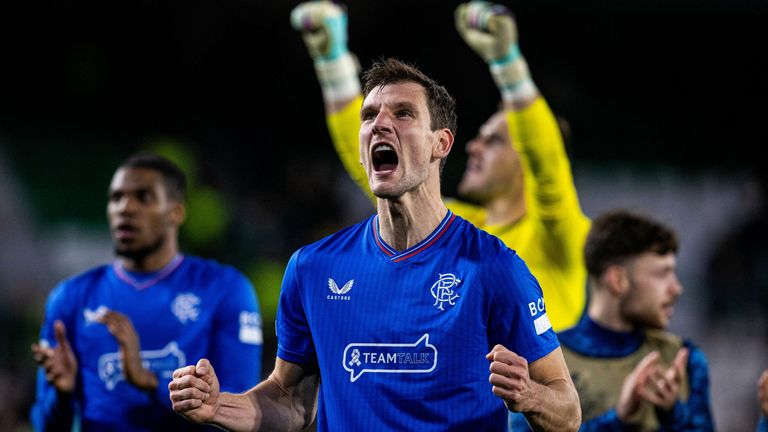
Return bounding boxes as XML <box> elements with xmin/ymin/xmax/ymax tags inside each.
<box><xmin>327</xmin><ymin>95</ymin><xmax>589</xmax><ymax>331</ymax></box>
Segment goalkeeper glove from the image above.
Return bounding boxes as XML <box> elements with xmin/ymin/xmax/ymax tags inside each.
<box><xmin>455</xmin><ymin>1</ymin><xmax>537</xmax><ymax>105</ymax></box>
<box><xmin>291</xmin><ymin>1</ymin><xmax>360</xmax><ymax>104</ymax></box>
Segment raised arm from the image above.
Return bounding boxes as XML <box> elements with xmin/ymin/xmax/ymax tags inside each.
<box><xmin>169</xmin><ymin>357</ymin><xmax>319</xmax><ymax>432</ymax></box>
<box><xmin>456</xmin><ymin>1</ymin><xmax>589</xmax><ymax>331</ymax></box>
<box><xmin>455</xmin><ymin>1</ymin><xmax>589</xmax><ymax>248</ymax></box>
<box><xmin>291</xmin><ymin>1</ymin><xmax>372</xmax><ymax>203</ymax></box>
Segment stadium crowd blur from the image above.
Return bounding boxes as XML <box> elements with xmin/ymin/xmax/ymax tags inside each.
<box><xmin>0</xmin><ymin>1</ymin><xmax>766</xmax><ymax>430</ymax></box>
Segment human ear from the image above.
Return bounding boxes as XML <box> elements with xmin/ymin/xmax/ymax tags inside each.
<box><xmin>604</xmin><ymin>265</ymin><xmax>630</xmax><ymax>297</ymax></box>
<box><xmin>433</xmin><ymin>128</ymin><xmax>454</xmax><ymax>159</ymax></box>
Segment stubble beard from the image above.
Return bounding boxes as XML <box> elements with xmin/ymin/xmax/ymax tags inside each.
<box><xmin>114</xmin><ymin>233</ymin><xmax>166</xmax><ymax>266</ymax></box>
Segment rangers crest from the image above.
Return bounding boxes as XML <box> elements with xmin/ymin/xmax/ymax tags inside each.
<box><xmin>431</xmin><ymin>273</ymin><xmax>461</xmax><ymax>311</ymax></box>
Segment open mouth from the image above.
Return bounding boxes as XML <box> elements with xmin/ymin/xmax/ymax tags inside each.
<box><xmin>465</xmin><ymin>157</ymin><xmax>482</xmax><ymax>172</ymax></box>
<box><xmin>372</xmin><ymin>144</ymin><xmax>399</xmax><ymax>172</ymax></box>
<box><xmin>114</xmin><ymin>223</ymin><xmax>138</xmax><ymax>240</ymax></box>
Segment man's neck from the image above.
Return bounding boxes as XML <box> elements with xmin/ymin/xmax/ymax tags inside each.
<box><xmin>587</xmin><ymin>299</ymin><xmax>634</xmax><ymax>333</ymax></box>
<box><xmin>119</xmin><ymin>242</ymin><xmax>179</xmax><ymax>273</ymax></box>
<box><xmin>377</xmin><ymin>190</ymin><xmax>447</xmax><ymax>252</ymax></box>
<box><xmin>484</xmin><ymin>192</ymin><xmax>526</xmax><ymax>226</ymax></box>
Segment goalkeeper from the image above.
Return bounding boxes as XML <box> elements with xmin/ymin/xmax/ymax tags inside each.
<box><xmin>290</xmin><ymin>0</ymin><xmax>591</xmax><ymax>332</ymax></box>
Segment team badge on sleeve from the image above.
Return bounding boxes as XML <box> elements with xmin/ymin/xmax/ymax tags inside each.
<box><xmin>528</xmin><ymin>297</ymin><xmax>552</xmax><ymax>335</ymax></box>
<box><xmin>239</xmin><ymin>311</ymin><xmax>263</xmax><ymax>345</ymax></box>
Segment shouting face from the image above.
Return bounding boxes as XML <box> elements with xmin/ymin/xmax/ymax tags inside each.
<box><xmin>359</xmin><ymin>81</ymin><xmax>452</xmax><ymax>200</ymax></box>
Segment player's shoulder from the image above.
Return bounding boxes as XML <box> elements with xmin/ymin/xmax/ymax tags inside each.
<box><xmin>181</xmin><ymin>255</ymin><xmax>248</xmax><ymax>282</ymax></box>
<box><xmin>46</xmin><ymin>264</ymin><xmax>112</xmax><ymax>305</ymax></box>
<box><xmin>453</xmin><ymin>215</ymin><xmax>516</xmax><ymax>259</ymax></box>
<box><xmin>681</xmin><ymin>337</ymin><xmax>709</xmax><ymax>364</ymax></box>
<box><xmin>55</xmin><ymin>263</ymin><xmax>112</xmax><ymax>292</ymax></box>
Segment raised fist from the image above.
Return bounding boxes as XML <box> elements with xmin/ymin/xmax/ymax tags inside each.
<box><xmin>290</xmin><ymin>1</ymin><xmax>348</xmax><ymax>61</ymax></box>
<box><xmin>455</xmin><ymin>1</ymin><xmax>518</xmax><ymax>63</ymax></box>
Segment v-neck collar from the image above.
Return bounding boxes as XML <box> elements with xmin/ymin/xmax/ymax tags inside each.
<box><xmin>370</xmin><ymin>210</ymin><xmax>456</xmax><ymax>263</ymax></box>
<box><xmin>112</xmin><ymin>254</ymin><xmax>184</xmax><ymax>290</ymax></box>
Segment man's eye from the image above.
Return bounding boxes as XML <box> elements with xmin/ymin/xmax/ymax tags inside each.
<box><xmin>362</xmin><ymin>112</ymin><xmax>376</xmax><ymax>121</ymax></box>
<box><xmin>396</xmin><ymin>110</ymin><xmax>413</xmax><ymax>118</ymax></box>
<box><xmin>137</xmin><ymin>191</ymin><xmax>151</xmax><ymax>202</ymax></box>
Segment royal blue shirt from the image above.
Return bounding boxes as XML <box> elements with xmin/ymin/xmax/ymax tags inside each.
<box><xmin>31</xmin><ymin>255</ymin><xmax>263</xmax><ymax>431</ymax></box>
<box><xmin>277</xmin><ymin>211</ymin><xmax>559</xmax><ymax>431</ymax></box>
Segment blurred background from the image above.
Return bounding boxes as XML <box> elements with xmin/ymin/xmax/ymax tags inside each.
<box><xmin>1</xmin><ymin>0</ymin><xmax>766</xmax><ymax>430</ymax></box>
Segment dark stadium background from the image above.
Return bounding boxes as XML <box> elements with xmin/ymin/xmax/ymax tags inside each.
<box><xmin>0</xmin><ymin>0</ymin><xmax>766</xmax><ymax>430</ymax></box>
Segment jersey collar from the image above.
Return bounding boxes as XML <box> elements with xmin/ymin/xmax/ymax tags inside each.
<box><xmin>371</xmin><ymin>210</ymin><xmax>456</xmax><ymax>263</ymax></box>
<box><xmin>112</xmin><ymin>254</ymin><xmax>185</xmax><ymax>290</ymax></box>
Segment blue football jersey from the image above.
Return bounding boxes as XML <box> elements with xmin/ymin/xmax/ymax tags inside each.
<box><xmin>31</xmin><ymin>255</ymin><xmax>263</xmax><ymax>432</ymax></box>
<box><xmin>277</xmin><ymin>211</ymin><xmax>559</xmax><ymax>431</ymax></box>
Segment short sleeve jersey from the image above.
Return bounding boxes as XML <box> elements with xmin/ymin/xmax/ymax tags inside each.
<box><xmin>277</xmin><ymin>211</ymin><xmax>559</xmax><ymax>431</ymax></box>
<box><xmin>31</xmin><ymin>255</ymin><xmax>263</xmax><ymax>431</ymax></box>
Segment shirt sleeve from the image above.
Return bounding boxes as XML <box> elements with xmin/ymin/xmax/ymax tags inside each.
<box><xmin>657</xmin><ymin>340</ymin><xmax>714</xmax><ymax>431</ymax></box>
<box><xmin>208</xmin><ymin>269</ymin><xmax>263</xmax><ymax>394</ymax></box>
<box><xmin>276</xmin><ymin>249</ymin><xmax>317</xmax><ymax>366</ymax></box>
<box><xmin>507</xmin><ymin>97</ymin><xmax>588</xmax><ymax>226</ymax></box>
<box><xmin>505</xmin><ymin>96</ymin><xmax>590</xmax><ymax>333</ymax></box>
<box><xmin>486</xmin><ymin>246</ymin><xmax>559</xmax><ymax>363</ymax></box>
<box><xmin>30</xmin><ymin>281</ymin><xmax>77</xmax><ymax>432</ymax></box>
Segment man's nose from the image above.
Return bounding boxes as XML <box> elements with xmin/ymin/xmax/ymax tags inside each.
<box><xmin>371</xmin><ymin>111</ymin><xmax>393</xmax><ymax>134</ymax></box>
<box><xmin>465</xmin><ymin>138</ymin><xmax>481</xmax><ymax>154</ymax></box>
<box><xmin>671</xmin><ymin>276</ymin><xmax>684</xmax><ymax>298</ymax></box>
<box><xmin>115</xmin><ymin>196</ymin><xmax>137</xmax><ymax>213</ymax></box>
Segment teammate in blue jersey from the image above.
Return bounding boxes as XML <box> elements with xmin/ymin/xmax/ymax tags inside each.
<box><xmin>169</xmin><ymin>58</ymin><xmax>580</xmax><ymax>431</ymax></box>
<box><xmin>512</xmin><ymin>209</ymin><xmax>714</xmax><ymax>431</ymax></box>
<box><xmin>30</xmin><ymin>153</ymin><xmax>263</xmax><ymax>431</ymax></box>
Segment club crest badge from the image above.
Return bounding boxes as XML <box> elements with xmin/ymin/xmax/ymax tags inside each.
<box><xmin>171</xmin><ymin>292</ymin><xmax>201</xmax><ymax>324</ymax></box>
<box><xmin>431</xmin><ymin>273</ymin><xmax>461</xmax><ymax>311</ymax></box>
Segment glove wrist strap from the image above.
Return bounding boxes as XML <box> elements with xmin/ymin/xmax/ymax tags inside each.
<box><xmin>489</xmin><ymin>46</ymin><xmax>538</xmax><ymax>104</ymax></box>
<box><xmin>315</xmin><ymin>52</ymin><xmax>361</xmax><ymax>104</ymax></box>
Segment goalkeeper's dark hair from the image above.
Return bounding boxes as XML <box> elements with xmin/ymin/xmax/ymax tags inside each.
<box><xmin>584</xmin><ymin>209</ymin><xmax>678</xmax><ymax>277</ymax></box>
<box><xmin>117</xmin><ymin>153</ymin><xmax>187</xmax><ymax>202</ymax></box>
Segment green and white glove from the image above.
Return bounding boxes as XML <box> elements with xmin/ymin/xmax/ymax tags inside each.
<box><xmin>455</xmin><ymin>1</ymin><xmax>537</xmax><ymax>105</ymax></box>
<box><xmin>291</xmin><ymin>1</ymin><xmax>360</xmax><ymax>104</ymax></box>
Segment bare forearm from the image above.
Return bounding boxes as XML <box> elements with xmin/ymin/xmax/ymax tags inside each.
<box><xmin>522</xmin><ymin>380</ymin><xmax>581</xmax><ymax>432</ymax></box>
<box><xmin>212</xmin><ymin>380</ymin><xmax>311</xmax><ymax>432</ymax></box>
<box><xmin>205</xmin><ymin>392</ymin><xmax>256</xmax><ymax>432</ymax></box>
